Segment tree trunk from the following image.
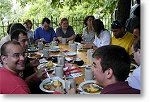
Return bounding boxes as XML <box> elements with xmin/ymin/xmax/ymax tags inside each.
<box><xmin>116</xmin><ymin>0</ymin><xmax>131</xmax><ymax>26</ymax></box>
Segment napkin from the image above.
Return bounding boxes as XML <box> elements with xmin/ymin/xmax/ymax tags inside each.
<box><xmin>64</xmin><ymin>67</ymin><xmax>82</xmax><ymax>77</ymax></box>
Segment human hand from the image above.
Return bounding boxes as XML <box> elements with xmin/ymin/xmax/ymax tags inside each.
<box><xmin>40</xmin><ymin>38</ymin><xmax>46</xmax><ymax>42</ymax></box>
<box><xmin>29</xmin><ymin>59</ymin><xmax>40</xmax><ymax>67</ymax></box>
<box><xmin>36</xmin><ymin>68</ymin><xmax>47</xmax><ymax>79</ymax></box>
<box><xmin>83</xmin><ymin>43</ymin><xmax>92</xmax><ymax>49</ymax></box>
<box><xmin>67</xmin><ymin>88</ymin><xmax>76</xmax><ymax>94</ymax></box>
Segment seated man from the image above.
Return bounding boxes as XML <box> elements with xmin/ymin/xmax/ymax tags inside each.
<box><xmin>92</xmin><ymin>45</ymin><xmax>140</xmax><ymax>94</ymax></box>
<box><xmin>11</xmin><ymin>29</ymin><xmax>45</xmax><ymax>93</ymax></box>
<box><xmin>111</xmin><ymin>20</ymin><xmax>134</xmax><ymax>55</ymax></box>
<box><xmin>0</xmin><ymin>41</ymin><xmax>30</xmax><ymax>94</ymax></box>
<box><xmin>133</xmin><ymin>25</ymin><xmax>140</xmax><ymax>42</ymax></box>
<box><xmin>34</xmin><ymin>17</ymin><xmax>56</xmax><ymax>43</ymax></box>
<box><xmin>0</xmin><ymin>23</ymin><xmax>13</xmax><ymax>48</ymax></box>
<box><xmin>56</xmin><ymin>18</ymin><xmax>76</xmax><ymax>43</ymax></box>
<box><xmin>127</xmin><ymin>39</ymin><xmax>141</xmax><ymax>90</ymax></box>
<box><xmin>11</xmin><ymin>29</ymin><xmax>39</xmax><ymax>78</ymax></box>
<box><xmin>0</xmin><ymin>23</ymin><xmax>28</xmax><ymax>68</ymax></box>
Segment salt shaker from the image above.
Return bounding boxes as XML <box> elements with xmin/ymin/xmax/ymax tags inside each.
<box><xmin>57</xmin><ymin>55</ymin><xmax>65</xmax><ymax>67</ymax></box>
<box><xmin>55</xmin><ymin>66</ymin><xmax>64</xmax><ymax>79</ymax></box>
<box><xmin>67</xmin><ymin>77</ymin><xmax>76</xmax><ymax>89</ymax></box>
<box><xmin>84</xmin><ymin>67</ymin><xmax>93</xmax><ymax>81</ymax></box>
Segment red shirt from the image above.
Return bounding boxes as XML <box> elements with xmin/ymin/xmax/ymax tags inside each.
<box><xmin>0</xmin><ymin>67</ymin><xmax>30</xmax><ymax>94</ymax></box>
<box><xmin>101</xmin><ymin>81</ymin><xmax>140</xmax><ymax>94</ymax></box>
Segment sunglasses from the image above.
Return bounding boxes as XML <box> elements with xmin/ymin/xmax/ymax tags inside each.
<box><xmin>111</xmin><ymin>21</ymin><xmax>122</xmax><ymax>29</ymax></box>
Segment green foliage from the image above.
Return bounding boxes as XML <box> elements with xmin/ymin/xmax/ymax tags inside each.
<box><xmin>0</xmin><ymin>0</ymin><xmax>118</xmax><ymax>38</ymax></box>
<box><xmin>0</xmin><ymin>0</ymin><xmax>12</xmax><ymax>19</ymax></box>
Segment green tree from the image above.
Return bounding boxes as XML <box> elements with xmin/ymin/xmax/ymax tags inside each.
<box><xmin>0</xmin><ymin>0</ymin><xmax>12</xmax><ymax>19</ymax></box>
<box><xmin>0</xmin><ymin>0</ymin><xmax>119</xmax><ymax>38</ymax></box>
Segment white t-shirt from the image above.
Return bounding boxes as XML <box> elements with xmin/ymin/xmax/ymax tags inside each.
<box><xmin>93</xmin><ymin>30</ymin><xmax>111</xmax><ymax>48</ymax></box>
<box><xmin>127</xmin><ymin>65</ymin><xmax>141</xmax><ymax>90</ymax></box>
<box><xmin>0</xmin><ymin>35</ymin><xmax>11</xmax><ymax>48</ymax></box>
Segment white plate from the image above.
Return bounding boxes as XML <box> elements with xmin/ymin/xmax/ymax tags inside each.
<box><xmin>49</xmin><ymin>49</ymin><xmax>60</xmax><ymax>52</ymax></box>
<box><xmin>49</xmin><ymin>46</ymin><xmax>60</xmax><ymax>52</ymax></box>
<box><xmin>28</xmin><ymin>48</ymin><xmax>38</xmax><ymax>52</ymax></box>
<box><xmin>78</xmin><ymin>80</ymin><xmax>102</xmax><ymax>94</ymax></box>
<box><xmin>65</xmin><ymin>52</ymin><xmax>77</xmax><ymax>56</ymax></box>
<box><xmin>75</xmin><ymin>58</ymin><xmax>82</xmax><ymax>61</ymax></box>
<box><xmin>65</xmin><ymin>57</ymin><xmax>73</xmax><ymax>62</ymax></box>
<box><xmin>28</xmin><ymin>52</ymin><xmax>43</xmax><ymax>59</ymax></box>
<box><xmin>39</xmin><ymin>77</ymin><xmax>65</xmax><ymax>93</ymax></box>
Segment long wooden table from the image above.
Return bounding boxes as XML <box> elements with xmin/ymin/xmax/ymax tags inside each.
<box><xmin>52</xmin><ymin>43</ymin><xmax>91</xmax><ymax>87</ymax></box>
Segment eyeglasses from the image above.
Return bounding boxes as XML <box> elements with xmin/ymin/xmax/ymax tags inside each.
<box><xmin>6</xmin><ymin>53</ymin><xmax>25</xmax><ymax>58</ymax></box>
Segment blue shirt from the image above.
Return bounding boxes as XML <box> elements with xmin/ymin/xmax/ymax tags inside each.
<box><xmin>34</xmin><ymin>26</ymin><xmax>56</xmax><ymax>43</ymax></box>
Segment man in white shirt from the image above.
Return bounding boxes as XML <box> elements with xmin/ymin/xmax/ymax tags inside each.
<box><xmin>127</xmin><ymin>39</ymin><xmax>141</xmax><ymax>90</ymax></box>
<box><xmin>0</xmin><ymin>23</ymin><xmax>13</xmax><ymax>48</ymax></box>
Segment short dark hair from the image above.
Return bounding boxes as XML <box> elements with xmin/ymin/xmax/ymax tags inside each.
<box><xmin>11</xmin><ymin>29</ymin><xmax>28</xmax><ymax>41</ymax></box>
<box><xmin>60</xmin><ymin>18</ymin><xmax>68</xmax><ymax>25</ymax></box>
<box><xmin>7</xmin><ymin>23</ymin><xmax>13</xmax><ymax>34</ymax></box>
<box><xmin>133</xmin><ymin>39</ymin><xmax>140</xmax><ymax>52</ymax></box>
<box><xmin>83</xmin><ymin>16</ymin><xmax>95</xmax><ymax>26</ymax></box>
<box><xmin>23</xmin><ymin>19</ymin><xmax>33</xmax><ymax>25</ymax></box>
<box><xmin>133</xmin><ymin>25</ymin><xmax>140</xmax><ymax>30</ymax></box>
<box><xmin>92</xmin><ymin>45</ymin><xmax>131</xmax><ymax>81</ymax></box>
<box><xmin>42</xmin><ymin>17</ymin><xmax>50</xmax><ymax>24</ymax></box>
<box><xmin>133</xmin><ymin>25</ymin><xmax>140</xmax><ymax>35</ymax></box>
<box><xmin>136</xmin><ymin>0</ymin><xmax>140</xmax><ymax>4</ymax></box>
<box><xmin>1</xmin><ymin>41</ymin><xmax>21</xmax><ymax>56</ymax></box>
<box><xmin>9</xmin><ymin>23</ymin><xmax>27</xmax><ymax>35</ymax></box>
<box><xmin>111</xmin><ymin>20</ymin><xmax>123</xmax><ymax>29</ymax></box>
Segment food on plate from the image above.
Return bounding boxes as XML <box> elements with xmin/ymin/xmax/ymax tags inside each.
<box><xmin>29</xmin><ymin>53</ymin><xmax>41</xmax><ymax>59</ymax></box>
<box><xmin>43</xmin><ymin>80</ymin><xmax>62</xmax><ymax>91</ymax></box>
<box><xmin>53</xmin><ymin>80</ymin><xmax>62</xmax><ymax>87</ymax></box>
<box><xmin>46</xmin><ymin>61</ymin><xmax>53</xmax><ymax>69</ymax></box>
<box><xmin>66</xmin><ymin>52</ymin><xmax>77</xmax><ymax>56</ymax></box>
<box><xmin>49</xmin><ymin>46</ymin><xmax>60</xmax><ymax>52</ymax></box>
<box><xmin>78</xmin><ymin>48</ymin><xmax>87</xmax><ymax>52</ymax></box>
<box><xmin>82</xmin><ymin>83</ymin><xmax>101</xmax><ymax>93</ymax></box>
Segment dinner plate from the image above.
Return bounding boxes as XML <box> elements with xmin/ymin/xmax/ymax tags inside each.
<box><xmin>78</xmin><ymin>48</ymin><xmax>87</xmax><ymax>52</ymax></box>
<box><xmin>39</xmin><ymin>77</ymin><xmax>65</xmax><ymax>93</ymax></box>
<box><xmin>65</xmin><ymin>52</ymin><xmax>77</xmax><ymax>56</ymax></box>
<box><xmin>49</xmin><ymin>46</ymin><xmax>60</xmax><ymax>52</ymax></box>
<box><xmin>78</xmin><ymin>80</ymin><xmax>102</xmax><ymax>94</ymax></box>
<box><xmin>28</xmin><ymin>47</ymin><xmax>38</xmax><ymax>52</ymax></box>
<box><xmin>28</xmin><ymin>52</ymin><xmax>43</xmax><ymax>59</ymax></box>
<box><xmin>49</xmin><ymin>49</ymin><xmax>60</xmax><ymax>52</ymax></box>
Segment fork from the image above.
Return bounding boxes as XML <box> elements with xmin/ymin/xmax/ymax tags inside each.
<box><xmin>44</xmin><ymin>68</ymin><xmax>53</xmax><ymax>83</ymax></box>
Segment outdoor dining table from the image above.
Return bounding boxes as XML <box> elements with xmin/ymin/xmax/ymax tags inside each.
<box><xmin>50</xmin><ymin>43</ymin><xmax>91</xmax><ymax>86</ymax></box>
<box><xmin>28</xmin><ymin>42</ymin><xmax>94</xmax><ymax>94</ymax></box>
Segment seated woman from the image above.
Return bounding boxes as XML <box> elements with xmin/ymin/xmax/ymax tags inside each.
<box><xmin>23</xmin><ymin>19</ymin><xmax>34</xmax><ymax>44</ymax></box>
<box><xmin>82</xmin><ymin>15</ymin><xmax>95</xmax><ymax>43</ymax></box>
<box><xmin>83</xmin><ymin>19</ymin><xmax>111</xmax><ymax>49</ymax></box>
<box><xmin>56</xmin><ymin>18</ymin><xmax>76</xmax><ymax>43</ymax></box>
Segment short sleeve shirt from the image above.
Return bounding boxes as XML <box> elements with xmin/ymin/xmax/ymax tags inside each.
<box><xmin>56</xmin><ymin>26</ymin><xmax>75</xmax><ymax>38</ymax></box>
